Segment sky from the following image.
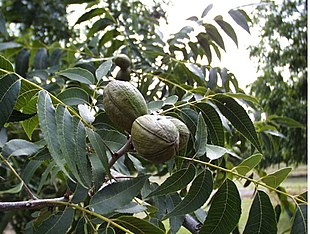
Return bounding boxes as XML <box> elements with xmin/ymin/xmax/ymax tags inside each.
<box><xmin>159</xmin><ymin>0</ymin><xmax>262</xmax><ymax>90</ymax></box>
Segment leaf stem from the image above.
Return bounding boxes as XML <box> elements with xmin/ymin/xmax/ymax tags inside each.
<box><xmin>0</xmin><ymin>153</ymin><xmax>37</xmax><ymax>200</ymax></box>
<box><xmin>179</xmin><ymin>156</ymin><xmax>307</xmax><ymax>204</ymax></box>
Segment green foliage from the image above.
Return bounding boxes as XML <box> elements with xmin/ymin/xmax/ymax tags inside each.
<box><xmin>249</xmin><ymin>0</ymin><xmax>307</xmax><ymax>165</ymax></box>
<box><xmin>0</xmin><ymin>1</ymin><xmax>307</xmax><ymax>233</ymax></box>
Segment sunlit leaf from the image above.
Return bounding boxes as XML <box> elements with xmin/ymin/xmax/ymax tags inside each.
<box><xmin>200</xmin><ymin>179</ymin><xmax>241</xmax><ymax>233</ymax></box>
<box><xmin>206</xmin><ymin>144</ymin><xmax>227</xmax><ymax>160</ymax></box>
<box><xmin>58</xmin><ymin>67</ymin><xmax>95</xmax><ymax>85</ymax></box>
<box><xmin>0</xmin><ymin>182</ymin><xmax>23</xmax><ymax>195</ymax></box>
<box><xmin>164</xmin><ymin>169</ymin><xmax>213</xmax><ymax>218</ymax></box>
<box><xmin>194</xmin><ymin>113</ymin><xmax>208</xmax><ymax>156</ymax></box>
<box><xmin>234</xmin><ymin>153</ymin><xmax>263</xmax><ymax>176</ymax></box>
<box><xmin>89</xmin><ymin>176</ymin><xmax>148</xmax><ymax>215</ymax></box>
<box><xmin>37</xmin><ymin>91</ymin><xmax>71</xmax><ymax>179</ymax></box>
<box><xmin>56</xmin><ymin>105</ymin><xmax>92</xmax><ymax>188</ymax></box>
<box><xmin>243</xmin><ymin>190</ymin><xmax>277</xmax><ymax>234</ymax></box>
<box><xmin>78</xmin><ymin>104</ymin><xmax>95</xmax><ymax>124</ymax></box>
<box><xmin>2</xmin><ymin>139</ymin><xmax>41</xmax><ymax>158</ymax></box>
<box><xmin>57</xmin><ymin>87</ymin><xmax>89</xmax><ymax>106</ymax></box>
<box><xmin>261</xmin><ymin>167</ymin><xmax>292</xmax><ymax>188</ymax></box>
<box><xmin>147</xmin><ymin>164</ymin><xmax>196</xmax><ymax>197</ymax></box>
<box><xmin>96</xmin><ymin>59</ymin><xmax>112</xmax><ymax>81</ymax></box>
<box><xmin>0</xmin><ymin>54</ymin><xmax>14</xmax><ymax>75</ymax></box>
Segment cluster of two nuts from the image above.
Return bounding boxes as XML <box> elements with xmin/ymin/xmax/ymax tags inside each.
<box><xmin>102</xmin><ymin>80</ymin><xmax>190</xmax><ymax>163</ymax></box>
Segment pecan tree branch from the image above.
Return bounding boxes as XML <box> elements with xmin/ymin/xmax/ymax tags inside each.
<box><xmin>109</xmin><ymin>136</ymin><xmax>133</xmax><ymax>168</ymax></box>
<box><xmin>0</xmin><ymin>196</ymin><xmax>71</xmax><ymax>211</ymax></box>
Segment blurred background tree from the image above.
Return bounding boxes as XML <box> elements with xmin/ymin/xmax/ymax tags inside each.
<box><xmin>249</xmin><ymin>0</ymin><xmax>307</xmax><ymax>166</ymax></box>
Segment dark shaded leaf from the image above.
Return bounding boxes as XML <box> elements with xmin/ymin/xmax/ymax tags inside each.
<box><xmin>86</xmin><ymin>128</ymin><xmax>111</xmax><ymax>179</ymax></box>
<box><xmin>87</xmin><ymin>18</ymin><xmax>114</xmax><ymax>38</ymax></box>
<box><xmin>208</xmin><ymin>67</ymin><xmax>218</xmax><ymax>89</ymax></box>
<box><xmin>34</xmin><ymin>208</ymin><xmax>74</xmax><ymax>234</ymax></box>
<box><xmin>7</xmin><ymin>110</ymin><xmax>36</xmax><ymax>122</ymax></box>
<box><xmin>197</xmin><ymin>33</ymin><xmax>212</xmax><ymax>64</ymax></box>
<box><xmin>0</xmin><ymin>74</ymin><xmax>21</xmax><ymax>129</ymax></box>
<box><xmin>88</xmin><ymin>153</ymin><xmax>105</xmax><ymax>191</ymax></box>
<box><xmin>228</xmin><ymin>9</ymin><xmax>250</xmax><ymax>33</ymax></box>
<box><xmin>0</xmin><ymin>11</ymin><xmax>7</xmax><ymax>39</ymax></box>
<box><xmin>211</xmin><ymin>94</ymin><xmax>262</xmax><ymax>152</ymax></box>
<box><xmin>200</xmin><ymin>179</ymin><xmax>241</xmax><ymax>234</ymax></box>
<box><xmin>34</xmin><ymin>48</ymin><xmax>48</xmax><ymax>70</ymax></box>
<box><xmin>204</xmin><ymin>24</ymin><xmax>225</xmax><ymax>51</ymax></box>
<box><xmin>89</xmin><ymin>176</ymin><xmax>148</xmax><ymax>215</ymax></box>
<box><xmin>164</xmin><ymin>169</ymin><xmax>213</xmax><ymax>218</ymax></box>
<box><xmin>147</xmin><ymin>164</ymin><xmax>196</xmax><ymax>197</ymax></box>
<box><xmin>115</xmin><ymin>216</ymin><xmax>164</xmax><ymax>234</ymax></box>
<box><xmin>195</xmin><ymin>103</ymin><xmax>224</xmax><ymax>146</ymax></box>
<box><xmin>166</xmin><ymin>193</ymin><xmax>184</xmax><ymax>234</ymax></box>
<box><xmin>15</xmin><ymin>49</ymin><xmax>30</xmax><ymax>77</ymax></box>
<box><xmin>243</xmin><ymin>190</ymin><xmax>277</xmax><ymax>234</ymax></box>
<box><xmin>214</xmin><ymin>15</ymin><xmax>238</xmax><ymax>47</ymax></box>
<box><xmin>291</xmin><ymin>204</ymin><xmax>307</xmax><ymax>234</ymax></box>
<box><xmin>75</xmin><ymin>8</ymin><xmax>105</xmax><ymax>24</ymax></box>
<box><xmin>267</xmin><ymin>115</ymin><xmax>305</xmax><ymax>128</ymax></box>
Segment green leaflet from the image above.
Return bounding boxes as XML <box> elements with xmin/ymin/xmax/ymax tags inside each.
<box><xmin>194</xmin><ymin>113</ymin><xmax>208</xmax><ymax>156</ymax></box>
<box><xmin>57</xmin><ymin>87</ymin><xmax>89</xmax><ymax>106</ymax></box>
<box><xmin>0</xmin><ymin>74</ymin><xmax>21</xmax><ymax>129</ymax></box>
<box><xmin>164</xmin><ymin>169</ymin><xmax>213</xmax><ymax>218</ymax></box>
<box><xmin>58</xmin><ymin>67</ymin><xmax>95</xmax><ymax>85</ymax></box>
<box><xmin>55</xmin><ymin>105</ymin><xmax>92</xmax><ymax>188</ymax></box>
<box><xmin>147</xmin><ymin>164</ymin><xmax>196</xmax><ymax>198</ymax></box>
<box><xmin>89</xmin><ymin>176</ymin><xmax>148</xmax><ymax>215</ymax></box>
<box><xmin>243</xmin><ymin>190</ymin><xmax>277</xmax><ymax>234</ymax></box>
<box><xmin>34</xmin><ymin>207</ymin><xmax>74</xmax><ymax>234</ymax></box>
<box><xmin>86</xmin><ymin>127</ymin><xmax>112</xmax><ymax>179</ymax></box>
<box><xmin>96</xmin><ymin>59</ymin><xmax>112</xmax><ymax>81</ymax></box>
<box><xmin>200</xmin><ymin>179</ymin><xmax>241</xmax><ymax>234</ymax></box>
<box><xmin>37</xmin><ymin>91</ymin><xmax>72</xmax><ymax>180</ymax></box>
<box><xmin>234</xmin><ymin>153</ymin><xmax>263</xmax><ymax>176</ymax></box>
<box><xmin>195</xmin><ymin>102</ymin><xmax>224</xmax><ymax>146</ymax></box>
<box><xmin>261</xmin><ymin>167</ymin><xmax>292</xmax><ymax>188</ymax></box>
<box><xmin>211</xmin><ymin>94</ymin><xmax>262</xmax><ymax>152</ymax></box>
<box><xmin>2</xmin><ymin>139</ymin><xmax>41</xmax><ymax>158</ymax></box>
<box><xmin>114</xmin><ymin>216</ymin><xmax>165</xmax><ymax>234</ymax></box>
<box><xmin>0</xmin><ymin>54</ymin><xmax>14</xmax><ymax>75</ymax></box>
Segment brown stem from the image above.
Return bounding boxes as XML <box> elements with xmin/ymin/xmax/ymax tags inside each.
<box><xmin>0</xmin><ymin>196</ymin><xmax>71</xmax><ymax>211</ymax></box>
<box><xmin>109</xmin><ymin>136</ymin><xmax>133</xmax><ymax>168</ymax></box>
